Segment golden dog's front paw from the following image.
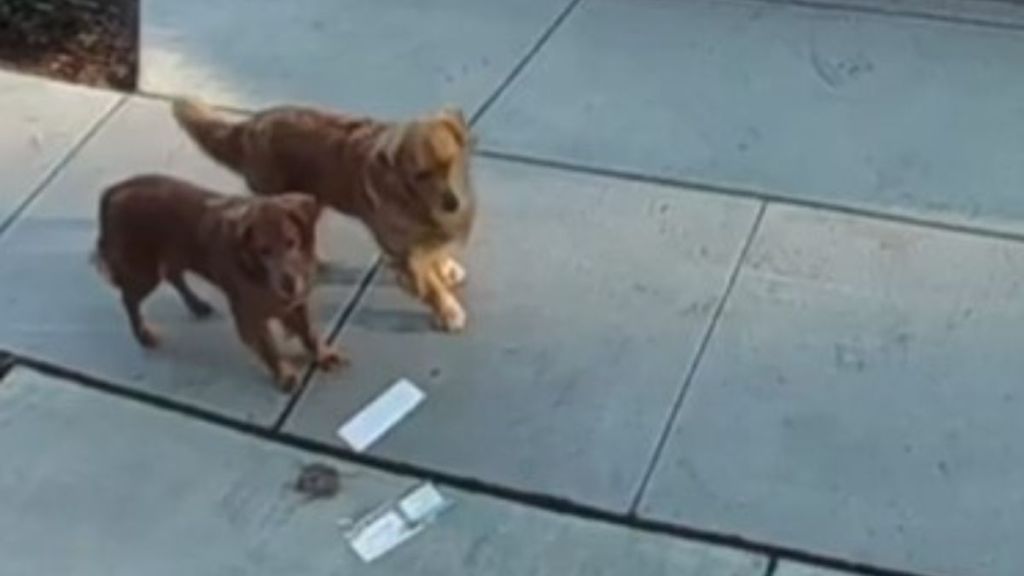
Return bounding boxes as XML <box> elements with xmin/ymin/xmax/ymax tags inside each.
<box><xmin>435</xmin><ymin>295</ymin><xmax>467</xmax><ymax>332</ymax></box>
<box><xmin>438</xmin><ymin>257</ymin><xmax>467</xmax><ymax>288</ymax></box>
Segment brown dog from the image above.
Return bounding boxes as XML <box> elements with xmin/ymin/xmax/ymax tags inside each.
<box><xmin>92</xmin><ymin>174</ymin><xmax>343</xmax><ymax>391</ymax></box>
<box><xmin>172</xmin><ymin>99</ymin><xmax>476</xmax><ymax>332</ymax></box>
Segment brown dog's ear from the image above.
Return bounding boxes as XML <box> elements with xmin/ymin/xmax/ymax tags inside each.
<box><xmin>276</xmin><ymin>193</ymin><xmax>319</xmax><ymax>227</ymax></box>
<box><xmin>224</xmin><ymin>204</ymin><xmax>266</xmax><ymax>282</ymax></box>
<box><xmin>438</xmin><ymin>107</ymin><xmax>470</xmax><ymax>148</ymax></box>
<box><xmin>276</xmin><ymin>193</ymin><xmax>319</xmax><ymax>249</ymax></box>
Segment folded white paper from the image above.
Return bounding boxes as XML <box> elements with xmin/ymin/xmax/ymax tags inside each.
<box><xmin>399</xmin><ymin>482</ymin><xmax>448</xmax><ymax>524</ymax></box>
<box><xmin>337</xmin><ymin>378</ymin><xmax>425</xmax><ymax>452</ymax></box>
<box><xmin>347</xmin><ymin>510</ymin><xmax>422</xmax><ymax>563</ymax></box>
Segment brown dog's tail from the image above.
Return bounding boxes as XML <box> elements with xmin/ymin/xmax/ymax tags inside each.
<box><xmin>172</xmin><ymin>98</ymin><xmax>246</xmax><ymax>172</ymax></box>
<box><xmin>90</xmin><ymin>248</ymin><xmax>112</xmax><ymax>284</ymax></box>
<box><xmin>91</xmin><ymin>187</ymin><xmax>116</xmax><ymax>285</ymax></box>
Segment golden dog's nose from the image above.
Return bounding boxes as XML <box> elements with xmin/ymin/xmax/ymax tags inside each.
<box><xmin>441</xmin><ymin>190</ymin><xmax>460</xmax><ymax>213</ymax></box>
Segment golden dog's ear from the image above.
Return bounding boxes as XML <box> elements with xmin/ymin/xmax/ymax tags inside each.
<box><xmin>438</xmin><ymin>106</ymin><xmax>471</xmax><ymax>148</ymax></box>
<box><xmin>373</xmin><ymin>124</ymin><xmax>408</xmax><ymax>168</ymax></box>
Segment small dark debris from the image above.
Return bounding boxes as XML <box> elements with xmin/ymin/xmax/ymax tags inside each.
<box><xmin>429</xmin><ymin>367</ymin><xmax>442</xmax><ymax>379</ymax></box>
<box><xmin>294</xmin><ymin>462</ymin><xmax>341</xmax><ymax>500</ymax></box>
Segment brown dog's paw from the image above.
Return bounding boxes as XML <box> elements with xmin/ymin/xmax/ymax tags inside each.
<box><xmin>314</xmin><ymin>345</ymin><xmax>349</xmax><ymax>372</ymax></box>
<box><xmin>135</xmin><ymin>324</ymin><xmax>162</xmax><ymax>349</ymax></box>
<box><xmin>274</xmin><ymin>362</ymin><xmax>302</xmax><ymax>392</ymax></box>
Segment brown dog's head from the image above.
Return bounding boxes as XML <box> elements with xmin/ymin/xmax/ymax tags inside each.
<box><xmin>230</xmin><ymin>193</ymin><xmax>319</xmax><ymax>302</ymax></box>
<box><xmin>375</xmin><ymin>107</ymin><xmax>475</xmax><ymax>229</ymax></box>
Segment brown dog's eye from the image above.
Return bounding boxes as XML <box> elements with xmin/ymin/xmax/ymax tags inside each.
<box><xmin>258</xmin><ymin>245</ymin><xmax>273</xmax><ymax>258</ymax></box>
<box><xmin>414</xmin><ymin>169</ymin><xmax>434</xmax><ymax>182</ymax></box>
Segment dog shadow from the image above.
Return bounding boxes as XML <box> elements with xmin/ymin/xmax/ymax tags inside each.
<box><xmin>315</xmin><ymin>264</ymin><xmax>368</xmax><ymax>286</ymax></box>
<box><xmin>321</xmin><ymin>263</ymin><xmax>441</xmax><ymax>335</ymax></box>
<box><xmin>350</xmin><ymin>308</ymin><xmax>435</xmax><ymax>334</ymax></box>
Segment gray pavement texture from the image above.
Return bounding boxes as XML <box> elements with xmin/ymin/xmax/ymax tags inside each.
<box><xmin>0</xmin><ymin>71</ymin><xmax>120</xmax><ymax>227</ymax></box>
<box><xmin>2</xmin><ymin>0</ymin><xmax>1024</xmax><ymax>575</ymax></box>
<box><xmin>777</xmin><ymin>563</ymin><xmax>857</xmax><ymax>576</ymax></box>
<box><xmin>0</xmin><ymin>367</ymin><xmax>767</xmax><ymax>576</ymax></box>
<box><xmin>286</xmin><ymin>159</ymin><xmax>761</xmax><ymax>511</ymax></box>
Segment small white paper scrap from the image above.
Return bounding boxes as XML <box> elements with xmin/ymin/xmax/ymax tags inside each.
<box><xmin>347</xmin><ymin>510</ymin><xmax>422</xmax><ymax>563</ymax></box>
<box><xmin>337</xmin><ymin>378</ymin><xmax>425</xmax><ymax>452</ymax></box>
<box><xmin>398</xmin><ymin>482</ymin><xmax>449</xmax><ymax>524</ymax></box>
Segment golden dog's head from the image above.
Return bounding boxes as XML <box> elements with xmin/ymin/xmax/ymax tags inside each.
<box><xmin>375</xmin><ymin>107</ymin><xmax>475</xmax><ymax>232</ymax></box>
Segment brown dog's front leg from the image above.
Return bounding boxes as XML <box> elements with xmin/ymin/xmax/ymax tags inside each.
<box><xmin>167</xmin><ymin>270</ymin><xmax>214</xmax><ymax>318</ymax></box>
<box><xmin>231</xmin><ymin>304</ymin><xmax>297</xmax><ymax>391</ymax></box>
<box><xmin>282</xmin><ymin>303</ymin><xmax>346</xmax><ymax>371</ymax></box>
<box><xmin>120</xmin><ymin>285</ymin><xmax>160</xmax><ymax>348</ymax></box>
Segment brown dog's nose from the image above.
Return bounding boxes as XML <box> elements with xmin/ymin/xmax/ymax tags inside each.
<box><xmin>441</xmin><ymin>190</ymin><xmax>460</xmax><ymax>213</ymax></box>
<box><xmin>280</xmin><ymin>274</ymin><xmax>300</xmax><ymax>297</ymax></box>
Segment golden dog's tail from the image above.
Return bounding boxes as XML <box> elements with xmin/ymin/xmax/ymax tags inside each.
<box><xmin>172</xmin><ymin>98</ymin><xmax>247</xmax><ymax>173</ymax></box>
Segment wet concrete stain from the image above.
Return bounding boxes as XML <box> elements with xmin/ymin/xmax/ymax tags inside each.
<box><xmin>809</xmin><ymin>37</ymin><xmax>875</xmax><ymax>89</ymax></box>
<box><xmin>834</xmin><ymin>341</ymin><xmax>867</xmax><ymax>373</ymax></box>
<box><xmin>293</xmin><ymin>462</ymin><xmax>340</xmax><ymax>500</ymax></box>
<box><xmin>944</xmin><ymin>307</ymin><xmax>975</xmax><ymax>332</ymax></box>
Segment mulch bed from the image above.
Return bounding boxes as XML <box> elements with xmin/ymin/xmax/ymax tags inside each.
<box><xmin>0</xmin><ymin>0</ymin><xmax>138</xmax><ymax>90</ymax></box>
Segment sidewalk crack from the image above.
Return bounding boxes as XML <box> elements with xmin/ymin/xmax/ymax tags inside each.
<box><xmin>0</xmin><ymin>93</ymin><xmax>128</xmax><ymax>239</ymax></box>
<box><xmin>628</xmin><ymin>200</ymin><xmax>767</xmax><ymax>514</ymax></box>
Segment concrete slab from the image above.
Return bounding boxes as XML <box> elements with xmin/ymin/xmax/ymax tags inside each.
<box><xmin>0</xmin><ymin>367</ymin><xmax>768</xmax><ymax>576</ymax></box>
<box><xmin>284</xmin><ymin>158</ymin><xmax>761</xmax><ymax>511</ymax></box>
<box><xmin>477</xmin><ymin>0</ymin><xmax>1024</xmax><ymax>234</ymax></box>
<box><xmin>141</xmin><ymin>0</ymin><xmax>574</xmax><ymax>116</ymax></box>
<box><xmin>0</xmin><ymin>96</ymin><xmax>377</xmax><ymax>425</ymax></box>
<box><xmin>0</xmin><ymin>70</ymin><xmax>120</xmax><ymax>227</ymax></box>
<box><xmin>638</xmin><ymin>205</ymin><xmax>1024</xmax><ymax>576</ymax></box>
<box><xmin>775</xmin><ymin>563</ymin><xmax>853</xmax><ymax>576</ymax></box>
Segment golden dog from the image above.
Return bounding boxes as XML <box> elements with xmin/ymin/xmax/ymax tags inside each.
<box><xmin>172</xmin><ymin>99</ymin><xmax>476</xmax><ymax>331</ymax></box>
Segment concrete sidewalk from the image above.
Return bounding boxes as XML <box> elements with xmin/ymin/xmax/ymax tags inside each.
<box><xmin>3</xmin><ymin>1</ymin><xmax>1024</xmax><ymax>575</ymax></box>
